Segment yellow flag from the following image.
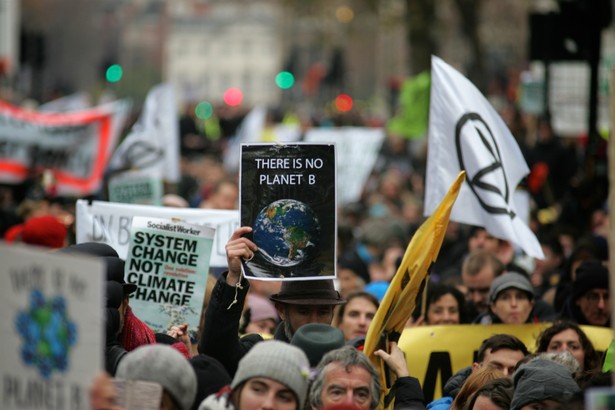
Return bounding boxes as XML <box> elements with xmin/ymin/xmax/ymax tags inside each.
<box><xmin>363</xmin><ymin>171</ymin><xmax>465</xmax><ymax>409</ymax></box>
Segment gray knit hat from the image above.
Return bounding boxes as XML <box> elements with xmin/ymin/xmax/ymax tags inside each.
<box><xmin>116</xmin><ymin>344</ymin><xmax>197</xmax><ymax>410</ymax></box>
<box><xmin>232</xmin><ymin>340</ymin><xmax>310</xmax><ymax>405</ymax></box>
<box><xmin>490</xmin><ymin>272</ymin><xmax>534</xmax><ymax>303</ymax></box>
<box><xmin>510</xmin><ymin>359</ymin><xmax>581</xmax><ymax>410</ymax></box>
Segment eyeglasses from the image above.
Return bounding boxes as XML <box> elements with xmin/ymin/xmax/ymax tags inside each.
<box><xmin>584</xmin><ymin>291</ymin><xmax>609</xmax><ymax>304</ymax></box>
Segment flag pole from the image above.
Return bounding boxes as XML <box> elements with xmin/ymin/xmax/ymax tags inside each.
<box><xmin>608</xmin><ymin>67</ymin><xmax>615</xmax><ymax>387</ymax></box>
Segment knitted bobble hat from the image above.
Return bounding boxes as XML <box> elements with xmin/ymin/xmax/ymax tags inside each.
<box><xmin>116</xmin><ymin>344</ymin><xmax>197</xmax><ymax>410</ymax></box>
<box><xmin>231</xmin><ymin>340</ymin><xmax>311</xmax><ymax>405</ymax></box>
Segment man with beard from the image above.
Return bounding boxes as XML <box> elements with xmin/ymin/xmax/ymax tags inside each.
<box><xmin>198</xmin><ymin>226</ymin><xmax>345</xmax><ymax>376</ymax></box>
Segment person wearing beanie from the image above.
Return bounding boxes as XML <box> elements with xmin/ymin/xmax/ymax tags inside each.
<box><xmin>198</xmin><ymin>340</ymin><xmax>310</xmax><ymax>410</ymax></box>
<box><xmin>199</xmin><ymin>227</ymin><xmax>345</xmax><ymax>377</ymax></box>
<box><xmin>189</xmin><ymin>354</ymin><xmax>232</xmax><ymax>410</ymax></box>
<box><xmin>290</xmin><ymin>323</ymin><xmax>345</xmax><ymax>370</ymax></box>
<box><xmin>3</xmin><ymin>214</ymin><xmax>68</xmax><ymax>248</ymax></box>
<box><xmin>474</xmin><ymin>272</ymin><xmax>550</xmax><ymax>325</ymax></box>
<box><xmin>510</xmin><ymin>359</ymin><xmax>581</xmax><ymax>410</ymax></box>
<box><xmin>559</xmin><ymin>259</ymin><xmax>610</xmax><ymax>326</ymax></box>
<box><xmin>116</xmin><ymin>344</ymin><xmax>198</xmax><ymax>410</ymax></box>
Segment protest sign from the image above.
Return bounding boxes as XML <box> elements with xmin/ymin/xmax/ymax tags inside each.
<box><xmin>400</xmin><ymin>323</ymin><xmax>612</xmax><ymax>402</ymax></box>
<box><xmin>240</xmin><ymin>143</ymin><xmax>336</xmax><ymax>280</ymax></box>
<box><xmin>125</xmin><ymin>217</ymin><xmax>215</xmax><ymax>332</ymax></box>
<box><xmin>304</xmin><ymin>127</ymin><xmax>385</xmax><ymax>205</ymax></box>
<box><xmin>108</xmin><ymin>169</ymin><xmax>163</xmax><ymax>206</ymax></box>
<box><xmin>76</xmin><ymin>200</ymin><xmax>239</xmax><ymax>268</ymax></box>
<box><xmin>0</xmin><ymin>243</ymin><xmax>105</xmax><ymax>410</ymax></box>
<box><xmin>0</xmin><ymin>100</ymin><xmax>130</xmax><ymax>196</ymax></box>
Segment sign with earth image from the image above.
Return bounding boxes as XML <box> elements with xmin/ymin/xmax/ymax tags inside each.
<box><xmin>240</xmin><ymin>143</ymin><xmax>336</xmax><ymax>280</ymax></box>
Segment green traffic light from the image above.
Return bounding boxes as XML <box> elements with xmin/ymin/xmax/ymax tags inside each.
<box><xmin>106</xmin><ymin>64</ymin><xmax>123</xmax><ymax>83</ymax></box>
<box><xmin>195</xmin><ymin>101</ymin><xmax>213</xmax><ymax>119</ymax></box>
<box><xmin>275</xmin><ymin>71</ymin><xmax>294</xmax><ymax>89</ymax></box>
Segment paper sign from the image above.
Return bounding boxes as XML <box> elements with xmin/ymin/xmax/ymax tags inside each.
<box><xmin>125</xmin><ymin>217</ymin><xmax>215</xmax><ymax>332</ymax></box>
<box><xmin>76</xmin><ymin>200</ymin><xmax>238</xmax><ymax>268</ymax></box>
<box><xmin>0</xmin><ymin>243</ymin><xmax>105</xmax><ymax>410</ymax></box>
<box><xmin>108</xmin><ymin>170</ymin><xmax>163</xmax><ymax>206</ymax></box>
<box><xmin>240</xmin><ymin>143</ymin><xmax>336</xmax><ymax>280</ymax></box>
<box><xmin>304</xmin><ymin>127</ymin><xmax>384</xmax><ymax>205</ymax></box>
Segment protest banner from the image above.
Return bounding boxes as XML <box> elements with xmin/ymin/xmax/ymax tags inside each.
<box><xmin>240</xmin><ymin>143</ymin><xmax>336</xmax><ymax>280</ymax></box>
<box><xmin>425</xmin><ymin>55</ymin><xmax>544</xmax><ymax>259</ymax></box>
<box><xmin>0</xmin><ymin>243</ymin><xmax>105</xmax><ymax>410</ymax></box>
<box><xmin>75</xmin><ymin>199</ymin><xmax>239</xmax><ymax>268</ymax></box>
<box><xmin>108</xmin><ymin>83</ymin><xmax>180</xmax><ymax>183</ymax></box>
<box><xmin>303</xmin><ymin>127</ymin><xmax>385</xmax><ymax>205</ymax></box>
<box><xmin>108</xmin><ymin>169</ymin><xmax>163</xmax><ymax>206</ymax></box>
<box><xmin>0</xmin><ymin>100</ymin><xmax>130</xmax><ymax>196</ymax></box>
<box><xmin>400</xmin><ymin>323</ymin><xmax>612</xmax><ymax>403</ymax></box>
<box><xmin>125</xmin><ymin>216</ymin><xmax>215</xmax><ymax>332</ymax></box>
<box><xmin>38</xmin><ymin>92</ymin><xmax>91</xmax><ymax>113</ymax></box>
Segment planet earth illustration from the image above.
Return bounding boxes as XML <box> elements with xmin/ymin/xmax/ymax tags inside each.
<box><xmin>252</xmin><ymin>199</ymin><xmax>321</xmax><ymax>267</ymax></box>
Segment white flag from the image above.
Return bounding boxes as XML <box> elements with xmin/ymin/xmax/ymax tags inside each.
<box><xmin>425</xmin><ymin>56</ymin><xmax>544</xmax><ymax>259</ymax></box>
<box><xmin>109</xmin><ymin>83</ymin><xmax>180</xmax><ymax>182</ymax></box>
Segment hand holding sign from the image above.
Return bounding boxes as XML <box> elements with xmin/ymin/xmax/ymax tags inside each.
<box><xmin>225</xmin><ymin>226</ymin><xmax>258</xmax><ymax>286</ymax></box>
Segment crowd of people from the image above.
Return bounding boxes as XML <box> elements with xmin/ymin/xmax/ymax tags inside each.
<box><xmin>0</xmin><ymin>86</ymin><xmax>612</xmax><ymax>409</ymax></box>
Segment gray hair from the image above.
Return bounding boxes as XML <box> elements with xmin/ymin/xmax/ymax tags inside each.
<box><xmin>532</xmin><ymin>351</ymin><xmax>580</xmax><ymax>374</ymax></box>
<box><xmin>308</xmin><ymin>346</ymin><xmax>381</xmax><ymax>410</ymax></box>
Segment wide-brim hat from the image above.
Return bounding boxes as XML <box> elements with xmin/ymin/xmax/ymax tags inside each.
<box><xmin>269</xmin><ymin>279</ymin><xmax>345</xmax><ymax>305</ymax></box>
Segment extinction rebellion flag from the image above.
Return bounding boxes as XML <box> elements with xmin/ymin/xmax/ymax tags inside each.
<box><xmin>424</xmin><ymin>55</ymin><xmax>544</xmax><ymax>259</ymax></box>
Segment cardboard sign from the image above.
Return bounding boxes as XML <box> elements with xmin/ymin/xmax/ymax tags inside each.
<box><xmin>240</xmin><ymin>143</ymin><xmax>336</xmax><ymax>280</ymax></box>
<box><xmin>76</xmin><ymin>200</ymin><xmax>238</xmax><ymax>268</ymax></box>
<box><xmin>125</xmin><ymin>217</ymin><xmax>215</xmax><ymax>332</ymax></box>
<box><xmin>0</xmin><ymin>243</ymin><xmax>105</xmax><ymax>410</ymax></box>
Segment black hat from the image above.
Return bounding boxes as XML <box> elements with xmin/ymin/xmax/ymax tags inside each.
<box><xmin>572</xmin><ymin>260</ymin><xmax>609</xmax><ymax>301</ymax></box>
<box><xmin>61</xmin><ymin>242</ymin><xmax>119</xmax><ymax>257</ymax></box>
<box><xmin>269</xmin><ymin>279</ymin><xmax>345</xmax><ymax>305</ymax></box>
<box><xmin>102</xmin><ymin>256</ymin><xmax>137</xmax><ymax>295</ymax></box>
<box><xmin>189</xmin><ymin>354</ymin><xmax>232</xmax><ymax>410</ymax></box>
<box><xmin>106</xmin><ymin>281</ymin><xmax>124</xmax><ymax>309</ymax></box>
<box><xmin>290</xmin><ymin>323</ymin><xmax>345</xmax><ymax>367</ymax></box>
